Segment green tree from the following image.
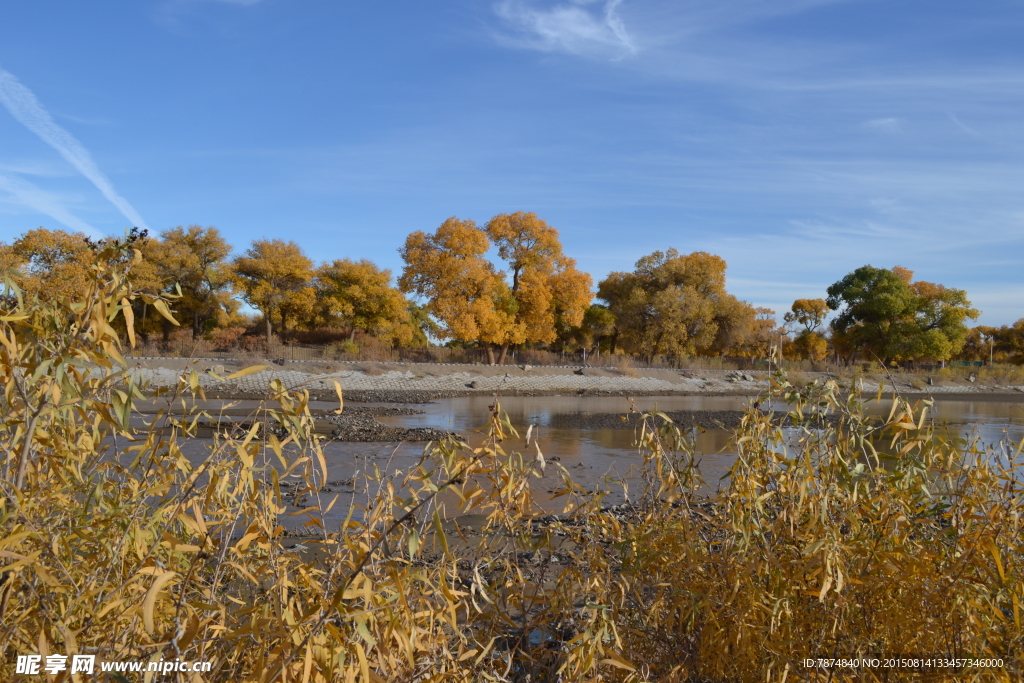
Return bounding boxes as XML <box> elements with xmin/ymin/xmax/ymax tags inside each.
<box><xmin>232</xmin><ymin>239</ymin><xmax>314</xmax><ymax>341</ymax></box>
<box><xmin>826</xmin><ymin>265</ymin><xmax>978</xmax><ymax>362</ymax></box>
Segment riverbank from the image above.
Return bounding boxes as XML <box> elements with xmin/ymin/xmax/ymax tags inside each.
<box><xmin>124</xmin><ymin>357</ymin><xmax>1024</xmax><ymax>403</ymax></box>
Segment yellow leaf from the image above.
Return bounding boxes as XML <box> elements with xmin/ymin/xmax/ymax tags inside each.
<box><xmin>988</xmin><ymin>541</ymin><xmax>1006</xmax><ymax>582</ymax></box>
<box><xmin>226</xmin><ymin>365</ymin><xmax>272</xmax><ymax>380</ymax></box>
<box><xmin>0</xmin><ymin>549</ymin><xmax>32</xmax><ymax>562</ymax></box>
<box><xmin>356</xmin><ymin>642</ymin><xmax>370</xmax><ymax>683</ymax></box>
<box><xmin>142</xmin><ymin>571</ymin><xmax>178</xmax><ymax>635</ymax></box>
<box><xmin>600</xmin><ymin>651</ymin><xmax>637</xmax><ymax>671</ymax></box>
<box><xmin>121</xmin><ymin>298</ymin><xmax>136</xmax><ymax>348</ymax></box>
<box><xmin>152</xmin><ymin>298</ymin><xmax>179</xmax><ymax>325</ymax></box>
<box><xmin>333</xmin><ymin>380</ymin><xmax>344</xmax><ymax>414</ymax></box>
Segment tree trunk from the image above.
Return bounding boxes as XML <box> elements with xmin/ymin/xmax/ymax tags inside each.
<box><xmin>486</xmin><ymin>346</ymin><xmax>496</xmax><ymax>365</ymax></box>
<box><xmin>265</xmin><ymin>314</ymin><xmax>272</xmax><ymax>342</ymax></box>
<box><xmin>497</xmin><ymin>344</ymin><xmax>510</xmax><ymax>365</ymax></box>
<box><xmin>349</xmin><ymin>328</ymin><xmax>357</xmax><ymax>343</ymax></box>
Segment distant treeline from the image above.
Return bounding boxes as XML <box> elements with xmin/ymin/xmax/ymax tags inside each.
<box><xmin>0</xmin><ymin>213</ymin><xmax>1008</xmax><ymax>364</ymax></box>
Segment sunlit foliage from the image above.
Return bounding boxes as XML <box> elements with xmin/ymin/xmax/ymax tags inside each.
<box><xmin>400</xmin><ymin>212</ymin><xmax>592</xmax><ymax>363</ymax></box>
<box><xmin>314</xmin><ymin>258</ymin><xmax>414</xmax><ymax>345</ymax></box>
<box><xmin>785</xmin><ymin>298</ymin><xmax>830</xmax><ymax>361</ymax></box>
<box><xmin>959</xmin><ymin>320</ymin><xmax>1024</xmax><ymax>365</ymax></box>
<box><xmin>142</xmin><ymin>225</ymin><xmax>236</xmax><ymax>338</ymax></box>
<box><xmin>2</xmin><ymin>247</ymin><xmax>1019</xmax><ymax>681</ymax></box>
<box><xmin>233</xmin><ymin>238</ymin><xmax>315</xmax><ymax>339</ymax></box>
<box><xmin>827</xmin><ymin>265</ymin><xmax>979</xmax><ymax>362</ymax></box>
<box><xmin>0</xmin><ymin>227</ymin><xmax>94</xmax><ymax>301</ymax></box>
<box><xmin>597</xmin><ymin>249</ymin><xmax>757</xmax><ymax>357</ymax></box>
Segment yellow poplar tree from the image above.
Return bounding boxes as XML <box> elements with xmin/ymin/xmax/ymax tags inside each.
<box><xmin>598</xmin><ymin>249</ymin><xmax>755</xmax><ymax>357</ymax></box>
<box><xmin>232</xmin><ymin>239</ymin><xmax>313</xmax><ymax>340</ymax></box>
<box><xmin>398</xmin><ymin>218</ymin><xmax>512</xmax><ymax>361</ymax></box>
<box><xmin>0</xmin><ymin>227</ymin><xmax>94</xmax><ymax>301</ymax></box>
<box><xmin>315</xmin><ymin>258</ymin><xmax>412</xmax><ymax>344</ymax></box>
<box><xmin>784</xmin><ymin>298</ymin><xmax>830</xmax><ymax>360</ymax></box>
<box><xmin>399</xmin><ymin>213</ymin><xmax>593</xmax><ymax>364</ymax></box>
<box><xmin>141</xmin><ymin>225</ymin><xmax>235</xmax><ymax>338</ymax></box>
<box><xmin>485</xmin><ymin>211</ymin><xmax>593</xmax><ymax>363</ymax></box>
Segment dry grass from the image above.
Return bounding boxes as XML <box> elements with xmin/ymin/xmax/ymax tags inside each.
<box><xmin>940</xmin><ymin>364</ymin><xmax>1024</xmax><ymax>386</ymax></box>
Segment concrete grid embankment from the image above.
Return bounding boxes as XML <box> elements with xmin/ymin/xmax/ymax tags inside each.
<box><xmin>119</xmin><ymin>358</ymin><xmax>1024</xmax><ymax>402</ymax></box>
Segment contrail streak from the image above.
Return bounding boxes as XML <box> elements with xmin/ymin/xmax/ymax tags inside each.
<box><xmin>0</xmin><ymin>66</ymin><xmax>149</xmax><ymax>231</ymax></box>
<box><xmin>0</xmin><ymin>173</ymin><xmax>103</xmax><ymax>238</ymax></box>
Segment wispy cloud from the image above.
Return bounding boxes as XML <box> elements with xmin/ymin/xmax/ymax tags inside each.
<box><xmin>861</xmin><ymin>117</ymin><xmax>903</xmax><ymax>132</ymax></box>
<box><xmin>494</xmin><ymin>0</ymin><xmax>636</xmax><ymax>59</ymax></box>
<box><xmin>948</xmin><ymin>112</ymin><xmax>980</xmax><ymax>137</ymax></box>
<box><xmin>0</xmin><ymin>174</ymin><xmax>103</xmax><ymax>238</ymax></box>
<box><xmin>0</xmin><ymin>67</ymin><xmax>149</xmax><ymax>231</ymax></box>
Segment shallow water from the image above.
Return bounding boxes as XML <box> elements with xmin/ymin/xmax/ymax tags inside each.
<box><xmin>156</xmin><ymin>394</ymin><xmax>1024</xmax><ymax>528</ymax></box>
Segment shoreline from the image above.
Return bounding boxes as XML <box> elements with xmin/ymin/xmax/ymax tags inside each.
<box><xmin>124</xmin><ymin>358</ymin><xmax>1024</xmax><ymax>404</ymax></box>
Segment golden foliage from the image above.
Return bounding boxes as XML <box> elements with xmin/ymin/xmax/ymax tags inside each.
<box><xmin>2</xmin><ymin>242</ymin><xmax>1021</xmax><ymax>682</ymax></box>
<box><xmin>485</xmin><ymin>211</ymin><xmax>593</xmax><ymax>345</ymax></box>
<box><xmin>315</xmin><ymin>259</ymin><xmax>412</xmax><ymax>345</ymax></box>
<box><xmin>598</xmin><ymin>249</ymin><xmax>756</xmax><ymax>357</ymax></box>
<box><xmin>400</xmin><ymin>213</ymin><xmax>592</xmax><ymax>360</ymax></box>
<box><xmin>581</xmin><ymin>376</ymin><xmax>1023</xmax><ymax>680</ymax></box>
<box><xmin>398</xmin><ymin>217</ymin><xmax>514</xmax><ymax>347</ymax></box>
<box><xmin>232</xmin><ymin>239</ymin><xmax>314</xmax><ymax>338</ymax></box>
<box><xmin>0</xmin><ymin>227</ymin><xmax>94</xmax><ymax>301</ymax></box>
<box><xmin>141</xmin><ymin>225</ymin><xmax>236</xmax><ymax>337</ymax></box>
<box><xmin>784</xmin><ymin>298</ymin><xmax>829</xmax><ymax>334</ymax></box>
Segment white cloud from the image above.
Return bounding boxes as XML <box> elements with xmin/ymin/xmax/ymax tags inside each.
<box><xmin>861</xmin><ymin>117</ymin><xmax>902</xmax><ymax>132</ymax></box>
<box><xmin>0</xmin><ymin>66</ymin><xmax>149</xmax><ymax>231</ymax></box>
<box><xmin>0</xmin><ymin>174</ymin><xmax>104</xmax><ymax>238</ymax></box>
<box><xmin>494</xmin><ymin>0</ymin><xmax>636</xmax><ymax>59</ymax></box>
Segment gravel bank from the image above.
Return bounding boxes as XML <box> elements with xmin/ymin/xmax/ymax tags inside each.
<box><xmin>550</xmin><ymin>409</ymin><xmax>749</xmax><ymax>431</ymax></box>
<box><xmin>319</xmin><ymin>406</ymin><xmax>459</xmax><ymax>442</ymax></box>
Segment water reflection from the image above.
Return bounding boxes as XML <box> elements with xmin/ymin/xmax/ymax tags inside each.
<box><xmin>158</xmin><ymin>393</ymin><xmax>1024</xmax><ymax>530</ymax></box>
<box><xmin>380</xmin><ymin>394</ymin><xmax>1024</xmax><ymax>495</ymax></box>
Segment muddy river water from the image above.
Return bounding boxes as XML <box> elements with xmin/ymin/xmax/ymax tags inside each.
<box><xmin>158</xmin><ymin>394</ymin><xmax>1024</xmax><ymax>527</ymax></box>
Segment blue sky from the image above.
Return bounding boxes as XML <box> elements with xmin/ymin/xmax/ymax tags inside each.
<box><xmin>1</xmin><ymin>0</ymin><xmax>1023</xmax><ymax>324</ymax></box>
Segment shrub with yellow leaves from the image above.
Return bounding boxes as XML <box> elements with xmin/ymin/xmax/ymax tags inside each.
<box><xmin>0</xmin><ymin>236</ymin><xmax>1020</xmax><ymax>682</ymax></box>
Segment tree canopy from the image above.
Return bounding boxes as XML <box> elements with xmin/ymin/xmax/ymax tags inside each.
<box><xmin>4</xmin><ymin>225</ymin><xmax>1004</xmax><ymax>365</ymax></box>
<box><xmin>232</xmin><ymin>239</ymin><xmax>314</xmax><ymax>340</ymax></box>
<box><xmin>315</xmin><ymin>258</ymin><xmax>412</xmax><ymax>344</ymax></box>
<box><xmin>0</xmin><ymin>227</ymin><xmax>94</xmax><ymax>301</ymax></box>
<box><xmin>826</xmin><ymin>265</ymin><xmax>978</xmax><ymax>362</ymax></box>
<box><xmin>784</xmin><ymin>298</ymin><xmax>830</xmax><ymax>360</ymax></box>
<box><xmin>142</xmin><ymin>225</ymin><xmax>235</xmax><ymax>338</ymax></box>
<box><xmin>399</xmin><ymin>213</ymin><xmax>592</xmax><ymax>363</ymax></box>
<box><xmin>597</xmin><ymin>249</ymin><xmax>755</xmax><ymax>357</ymax></box>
